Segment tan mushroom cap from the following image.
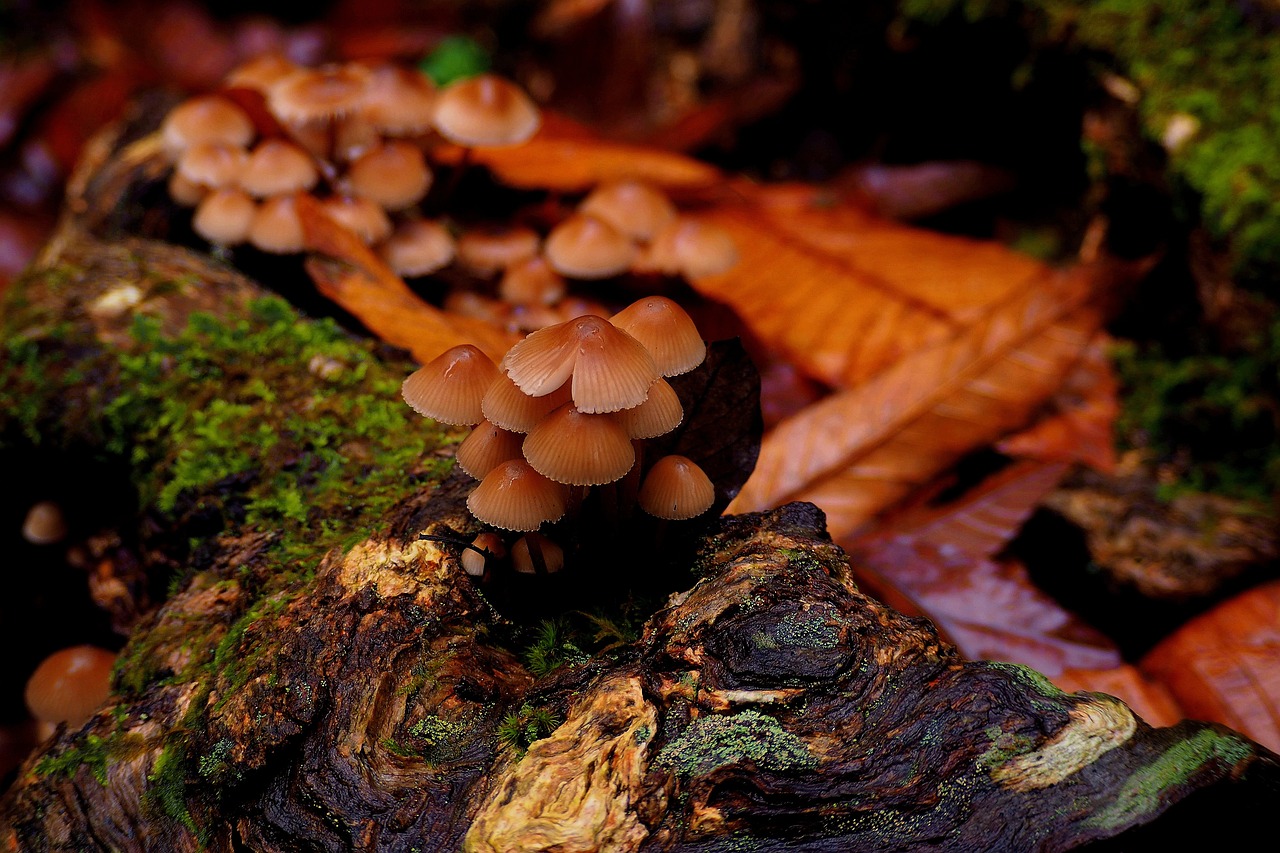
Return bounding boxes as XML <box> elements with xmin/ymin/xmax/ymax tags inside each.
<box><xmin>499</xmin><ymin>255</ymin><xmax>566</xmax><ymax>306</ymax></box>
<box><xmin>360</xmin><ymin>64</ymin><xmax>437</xmax><ymax>135</ymax></box>
<box><xmin>240</xmin><ymin>139</ymin><xmax>318</xmax><ymax>197</ymax></box>
<box><xmin>522</xmin><ymin>403</ymin><xmax>635</xmax><ymax>486</ymax></box>
<box><xmin>455</xmin><ymin>419</ymin><xmax>525</xmax><ymax>479</ymax></box>
<box><xmin>176</xmin><ymin>143</ymin><xmax>249</xmax><ymax>189</ymax></box>
<box><xmin>193</xmin><ymin>188</ymin><xmax>256</xmax><ymax>245</ymax></box>
<box><xmin>269</xmin><ymin>63</ymin><xmax>371</xmax><ymax>124</ymax></box>
<box><xmin>24</xmin><ymin>645</ymin><xmax>117</xmax><ymax>727</ymax></box>
<box><xmin>225</xmin><ymin>53</ymin><xmax>298</xmax><ymax>92</ymax></box>
<box><xmin>380</xmin><ymin>219</ymin><xmax>455</xmax><ymax>277</ymax></box>
<box><xmin>467</xmin><ymin>459</ymin><xmax>567</xmax><ymax>531</ymax></box>
<box><xmin>345</xmin><ymin>141</ymin><xmax>432</xmax><ymax>210</ymax></box>
<box><xmin>609</xmin><ymin>295</ymin><xmax>706</xmax><ymax>377</ymax></box>
<box><xmin>543</xmin><ymin>214</ymin><xmax>636</xmax><ymax>280</ymax></box>
<box><xmin>638</xmin><ymin>455</ymin><xmax>715</xmax><ymax>519</ymax></box>
<box><xmin>641</xmin><ymin>217</ymin><xmax>738</xmax><ymax>279</ymax></box>
<box><xmin>579</xmin><ymin>179</ymin><xmax>677</xmax><ymax>242</ymax></box>
<box><xmin>402</xmin><ymin>344</ymin><xmax>501</xmax><ymax>425</ymax></box>
<box><xmin>321</xmin><ymin>196</ymin><xmax>393</xmax><ymax>244</ymax></box>
<box><xmin>456</xmin><ymin>226</ymin><xmax>540</xmax><ymax>276</ymax></box>
<box><xmin>615</xmin><ymin>378</ymin><xmax>683</xmax><ymax>439</ymax></box>
<box><xmin>248</xmin><ymin>194</ymin><xmax>305</xmax><ymax>254</ymax></box>
<box><xmin>22</xmin><ymin>500</ymin><xmax>67</xmax><ymax>545</ymax></box>
<box><xmin>481</xmin><ymin>374</ymin><xmax>571</xmax><ymax>433</ymax></box>
<box><xmin>331</xmin><ymin>114</ymin><xmax>382</xmax><ymax>163</ymax></box>
<box><xmin>511</xmin><ymin>533</ymin><xmax>564</xmax><ymax>574</ymax></box>
<box><xmin>168</xmin><ymin>170</ymin><xmax>208</xmax><ymax>206</ymax></box>
<box><xmin>502</xmin><ymin>314</ymin><xmax>658</xmax><ymax>414</ymax></box>
<box><xmin>433</xmin><ymin>73</ymin><xmax>541</xmax><ymax>147</ymax></box>
<box><xmin>162</xmin><ymin>95</ymin><xmax>255</xmax><ymax>155</ymax></box>
<box><xmin>461</xmin><ymin>531</ymin><xmax>506</xmax><ymax>576</ymax></box>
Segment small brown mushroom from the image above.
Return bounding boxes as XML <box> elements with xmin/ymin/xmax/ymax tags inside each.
<box><xmin>24</xmin><ymin>645</ymin><xmax>117</xmax><ymax>733</ymax></box>
<box><xmin>461</xmin><ymin>531</ymin><xmax>506</xmax><ymax>577</ymax></box>
<box><xmin>615</xmin><ymin>378</ymin><xmax>683</xmax><ymax>439</ymax></box>
<box><xmin>511</xmin><ymin>533</ymin><xmax>565</xmax><ymax>574</ymax></box>
<box><xmin>247</xmin><ymin>194</ymin><xmax>306</xmax><ymax>254</ymax></box>
<box><xmin>543</xmin><ymin>213</ymin><xmax>636</xmax><ymax>280</ymax></box>
<box><xmin>579</xmin><ymin>179</ymin><xmax>677</xmax><ymax>242</ymax></box>
<box><xmin>402</xmin><ymin>344</ymin><xmax>502</xmax><ymax>425</ymax></box>
<box><xmin>639</xmin><ymin>217</ymin><xmax>738</xmax><ymax>279</ymax></box>
<box><xmin>345</xmin><ymin>141</ymin><xmax>432</xmax><ymax>211</ymax></box>
<box><xmin>240</xmin><ymin>139</ymin><xmax>319</xmax><ymax>197</ymax></box>
<box><xmin>522</xmin><ymin>403</ymin><xmax>635</xmax><ymax>486</ymax></box>
<box><xmin>609</xmin><ymin>295</ymin><xmax>706</xmax><ymax>377</ymax></box>
<box><xmin>359</xmin><ymin>64</ymin><xmax>438</xmax><ymax>136</ymax></box>
<box><xmin>176</xmin><ymin>142</ymin><xmax>248</xmax><ymax>190</ymax></box>
<box><xmin>161</xmin><ymin>95</ymin><xmax>255</xmax><ymax>155</ymax></box>
<box><xmin>456</xmin><ymin>226</ymin><xmax>541</xmax><ymax>276</ymax></box>
<box><xmin>268</xmin><ymin>63</ymin><xmax>371</xmax><ymax>124</ymax></box>
<box><xmin>466</xmin><ymin>459</ymin><xmax>567</xmax><ymax>531</ymax></box>
<box><xmin>432</xmin><ymin>73</ymin><xmax>541</xmax><ymax>148</ymax></box>
<box><xmin>192</xmin><ymin>188</ymin><xmax>256</xmax><ymax>245</ymax></box>
<box><xmin>320</xmin><ymin>196</ymin><xmax>393</xmax><ymax>244</ymax></box>
<box><xmin>224</xmin><ymin>53</ymin><xmax>298</xmax><ymax>92</ymax></box>
<box><xmin>455</xmin><ymin>419</ymin><xmax>525</xmax><ymax>479</ymax></box>
<box><xmin>380</xmin><ymin>219</ymin><xmax>456</xmax><ymax>277</ymax></box>
<box><xmin>481</xmin><ymin>374</ymin><xmax>572</xmax><ymax>433</ymax></box>
<box><xmin>22</xmin><ymin>500</ymin><xmax>67</xmax><ymax>546</ymax></box>
<box><xmin>638</xmin><ymin>454</ymin><xmax>715</xmax><ymax>519</ymax></box>
<box><xmin>498</xmin><ymin>255</ymin><xmax>567</xmax><ymax>306</ymax></box>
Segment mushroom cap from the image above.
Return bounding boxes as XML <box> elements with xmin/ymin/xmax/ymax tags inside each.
<box><xmin>456</xmin><ymin>226</ymin><xmax>540</xmax><ymax>276</ymax></box>
<box><xmin>168</xmin><ymin>170</ymin><xmax>209</xmax><ymax>206</ymax></box>
<box><xmin>345</xmin><ymin>141</ymin><xmax>432</xmax><ymax>210</ymax></box>
<box><xmin>498</xmin><ymin>255</ymin><xmax>566</xmax><ymax>306</ymax></box>
<box><xmin>380</xmin><ymin>219</ymin><xmax>455</xmax><ymax>277</ymax></box>
<box><xmin>402</xmin><ymin>344</ymin><xmax>501</xmax><ymax>425</ymax></box>
<box><xmin>466</xmin><ymin>459</ymin><xmax>567</xmax><ymax>531</ymax></box>
<box><xmin>579</xmin><ymin>179</ymin><xmax>677</xmax><ymax>242</ymax></box>
<box><xmin>461</xmin><ymin>531</ymin><xmax>506</xmax><ymax>576</ymax></box>
<box><xmin>332</xmin><ymin>114</ymin><xmax>382</xmax><ymax>163</ymax></box>
<box><xmin>615</xmin><ymin>378</ymin><xmax>683</xmax><ymax>439</ymax></box>
<box><xmin>193</xmin><ymin>188</ymin><xmax>256</xmax><ymax>245</ymax></box>
<box><xmin>481</xmin><ymin>373</ymin><xmax>571</xmax><ymax>433</ymax></box>
<box><xmin>522</xmin><ymin>403</ymin><xmax>635</xmax><ymax>486</ymax></box>
<box><xmin>360</xmin><ymin>64</ymin><xmax>437</xmax><ymax>135</ymax></box>
<box><xmin>269</xmin><ymin>63</ymin><xmax>371</xmax><ymax>124</ymax></box>
<box><xmin>502</xmin><ymin>314</ymin><xmax>658</xmax><ymax>414</ymax></box>
<box><xmin>455</xmin><ymin>419</ymin><xmax>525</xmax><ymax>479</ymax></box>
<box><xmin>22</xmin><ymin>500</ymin><xmax>67</xmax><ymax>545</ymax></box>
<box><xmin>248</xmin><ymin>194</ymin><xmax>305</xmax><ymax>254</ymax></box>
<box><xmin>321</xmin><ymin>195</ymin><xmax>393</xmax><ymax>244</ymax></box>
<box><xmin>161</xmin><ymin>95</ymin><xmax>255</xmax><ymax>155</ymax></box>
<box><xmin>511</xmin><ymin>532</ymin><xmax>564</xmax><ymax>574</ymax></box>
<box><xmin>638</xmin><ymin>454</ymin><xmax>715</xmax><ymax>519</ymax></box>
<box><xmin>433</xmin><ymin>73</ymin><xmax>540</xmax><ymax>147</ymax></box>
<box><xmin>642</xmin><ymin>217</ymin><xmax>738</xmax><ymax>279</ymax></box>
<box><xmin>240</xmin><ymin>139</ymin><xmax>318</xmax><ymax>197</ymax></box>
<box><xmin>24</xmin><ymin>645</ymin><xmax>116</xmax><ymax>727</ymax></box>
<box><xmin>176</xmin><ymin>142</ymin><xmax>248</xmax><ymax>189</ymax></box>
<box><xmin>543</xmin><ymin>213</ymin><xmax>636</xmax><ymax>280</ymax></box>
<box><xmin>225</xmin><ymin>53</ymin><xmax>299</xmax><ymax>92</ymax></box>
<box><xmin>609</xmin><ymin>295</ymin><xmax>706</xmax><ymax>377</ymax></box>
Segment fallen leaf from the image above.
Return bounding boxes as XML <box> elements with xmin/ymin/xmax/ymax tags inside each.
<box><xmin>1141</xmin><ymin>579</ymin><xmax>1280</xmax><ymax>753</ymax></box>
<box><xmin>846</xmin><ymin>459</ymin><xmax>1122</xmax><ymax>675</ymax></box>
<box><xmin>296</xmin><ymin>193</ymin><xmax>516</xmax><ymax>364</ymax></box>
<box><xmin>1052</xmin><ymin>665</ymin><xmax>1183</xmax><ymax>728</ymax></box>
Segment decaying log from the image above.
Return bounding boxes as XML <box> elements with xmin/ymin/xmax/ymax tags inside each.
<box><xmin>1</xmin><ymin>107</ymin><xmax>1278</xmax><ymax>852</ymax></box>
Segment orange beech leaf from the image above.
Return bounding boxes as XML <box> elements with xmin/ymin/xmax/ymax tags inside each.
<box><xmin>728</xmin><ymin>258</ymin><xmax>1134</xmax><ymax>539</ymax></box>
<box><xmin>846</xmin><ymin>459</ymin><xmax>1122</xmax><ymax>675</ymax></box>
<box><xmin>687</xmin><ymin>183</ymin><xmax>1053</xmax><ymax>388</ymax></box>
<box><xmin>1051</xmin><ymin>665</ymin><xmax>1183</xmax><ymax>728</ymax></box>
<box><xmin>1141</xmin><ymin>579</ymin><xmax>1280</xmax><ymax>753</ymax></box>
<box><xmin>997</xmin><ymin>331</ymin><xmax>1120</xmax><ymax>473</ymax></box>
<box><xmin>296</xmin><ymin>194</ymin><xmax>516</xmax><ymax>364</ymax></box>
<box><xmin>431</xmin><ymin>112</ymin><xmax>723</xmax><ymax>192</ymax></box>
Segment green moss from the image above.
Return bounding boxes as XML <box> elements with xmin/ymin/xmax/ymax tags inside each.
<box><xmin>655</xmin><ymin>709</ymin><xmax>816</xmax><ymax>778</ymax></box>
<box><xmin>1085</xmin><ymin>728</ymin><xmax>1254</xmax><ymax>829</ymax></box>
<box><xmin>147</xmin><ymin>741</ymin><xmax>204</xmax><ymax>841</ymax></box>
<box><xmin>496</xmin><ymin>703</ymin><xmax>561</xmax><ymax>756</ymax></box>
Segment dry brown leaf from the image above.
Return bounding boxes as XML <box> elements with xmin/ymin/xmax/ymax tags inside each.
<box><xmin>1141</xmin><ymin>579</ymin><xmax>1280</xmax><ymax>753</ymax></box>
<box><xmin>687</xmin><ymin>183</ymin><xmax>1052</xmax><ymax>388</ymax></box>
<box><xmin>431</xmin><ymin>112</ymin><xmax>723</xmax><ymax>192</ymax></box>
<box><xmin>846</xmin><ymin>460</ymin><xmax>1121</xmax><ymax>675</ymax></box>
<box><xmin>296</xmin><ymin>193</ymin><xmax>516</xmax><ymax>364</ymax></box>
<box><xmin>1052</xmin><ymin>666</ymin><xmax>1183</xmax><ymax>728</ymax></box>
<box><xmin>997</xmin><ymin>331</ymin><xmax>1120</xmax><ymax>473</ymax></box>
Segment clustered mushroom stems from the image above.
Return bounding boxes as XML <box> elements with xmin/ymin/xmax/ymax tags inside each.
<box><xmin>402</xmin><ymin>296</ymin><xmax>718</xmax><ymax>574</ymax></box>
<box><xmin>158</xmin><ymin>53</ymin><xmax>740</xmax><ymax>337</ymax></box>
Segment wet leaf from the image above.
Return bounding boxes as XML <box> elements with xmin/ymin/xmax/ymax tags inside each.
<box><xmin>1051</xmin><ymin>665</ymin><xmax>1183</xmax><ymax>728</ymax></box>
<box><xmin>1142</xmin><ymin>579</ymin><xmax>1280</xmax><ymax>753</ymax></box>
<box><xmin>846</xmin><ymin>459</ymin><xmax>1122</xmax><ymax>675</ymax></box>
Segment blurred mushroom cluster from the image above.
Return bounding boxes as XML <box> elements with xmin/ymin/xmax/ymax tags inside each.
<box><xmin>403</xmin><ymin>295</ymin><xmax>716</xmax><ymax>575</ymax></box>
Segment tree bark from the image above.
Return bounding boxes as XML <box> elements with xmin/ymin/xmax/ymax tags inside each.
<box><xmin>1</xmin><ymin>106</ymin><xmax>1277</xmax><ymax>853</ymax></box>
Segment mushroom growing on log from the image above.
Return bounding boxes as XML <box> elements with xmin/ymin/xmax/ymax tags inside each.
<box><xmin>0</xmin><ymin>96</ymin><xmax>1277</xmax><ymax>853</ymax></box>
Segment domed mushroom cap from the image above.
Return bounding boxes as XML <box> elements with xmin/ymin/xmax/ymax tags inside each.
<box><xmin>511</xmin><ymin>532</ymin><xmax>564</xmax><ymax>574</ymax></box>
<box><xmin>162</xmin><ymin>96</ymin><xmax>255</xmax><ymax>155</ymax></box>
<box><xmin>638</xmin><ymin>455</ymin><xmax>714</xmax><ymax>519</ymax></box>
<box><xmin>456</xmin><ymin>226</ymin><xmax>540</xmax><ymax>276</ymax></box>
<box><xmin>615</xmin><ymin>378</ymin><xmax>683</xmax><ymax>439</ymax></box>
<box><xmin>579</xmin><ymin>179</ymin><xmax>677</xmax><ymax>242</ymax></box>
<box><xmin>380</xmin><ymin>219</ymin><xmax>455</xmax><ymax>277</ymax></box>
<box><xmin>240</xmin><ymin>140</ymin><xmax>318</xmax><ymax>197</ymax></box>
<box><xmin>225</xmin><ymin>53</ymin><xmax>298</xmax><ymax>92</ymax></box>
<box><xmin>22</xmin><ymin>501</ymin><xmax>67</xmax><ymax>545</ymax></box>
<box><xmin>176</xmin><ymin>143</ymin><xmax>248</xmax><ymax>189</ymax></box>
<box><xmin>248</xmin><ymin>194</ymin><xmax>305</xmax><ymax>254</ymax></box>
<box><xmin>193</xmin><ymin>188</ymin><xmax>256</xmax><ymax>245</ymax></box>
<box><xmin>502</xmin><ymin>314</ymin><xmax>657</xmax><ymax>414</ymax></box>
<box><xmin>461</xmin><ymin>531</ymin><xmax>506</xmax><ymax>577</ymax></box>
<box><xmin>269</xmin><ymin>63</ymin><xmax>371</xmax><ymax>124</ymax></box>
<box><xmin>467</xmin><ymin>459</ymin><xmax>567</xmax><ymax>531</ymax></box>
<box><xmin>481</xmin><ymin>374</ymin><xmax>572</xmax><ymax>433</ymax></box>
<box><xmin>321</xmin><ymin>196</ymin><xmax>393</xmax><ymax>244</ymax></box>
<box><xmin>522</xmin><ymin>403</ymin><xmax>635</xmax><ymax>486</ymax></box>
<box><xmin>345</xmin><ymin>141</ymin><xmax>432</xmax><ymax>210</ymax></box>
<box><xmin>499</xmin><ymin>255</ymin><xmax>566</xmax><ymax>306</ymax></box>
<box><xmin>642</xmin><ymin>217</ymin><xmax>738</xmax><ymax>279</ymax></box>
<box><xmin>360</xmin><ymin>64</ymin><xmax>437</xmax><ymax>135</ymax></box>
<box><xmin>168</xmin><ymin>170</ymin><xmax>208</xmax><ymax>206</ymax></box>
<box><xmin>433</xmin><ymin>73</ymin><xmax>540</xmax><ymax>147</ymax></box>
<box><xmin>543</xmin><ymin>214</ymin><xmax>636</xmax><ymax>280</ymax></box>
<box><xmin>402</xmin><ymin>344</ymin><xmax>501</xmax><ymax>425</ymax></box>
<box><xmin>24</xmin><ymin>645</ymin><xmax>116</xmax><ymax>727</ymax></box>
<box><xmin>455</xmin><ymin>419</ymin><xmax>525</xmax><ymax>479</ymax></box>
<box><xmin>609</xmin><ymin>295</ymin><xmax>706</xmax><ymax>377</ymax></box>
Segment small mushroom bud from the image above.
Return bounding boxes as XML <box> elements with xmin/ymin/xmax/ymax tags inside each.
<box><xmin>25</xmin><ymin>645</ymin><xmax>116</xmax><ymax>731</ymax></box>
<box><xmin>511</xmin><ymin>533</ymin><xmax>564</xmax><ymax>574</ymax></box>
<box><xmin>461</xmin><ymin>531</ymin><xmax>506</xmax><ymax>577</ymax></box>
<box><xmin>381</xmin><ymin>220</ymin><xmax>456</xmax><ymax>277</ymax></box>
<box><xmin>638</xmin><ymin>455</ymin><xmax>715</xmax><ymax>519</ymax></box>
<box><xmin>193</xmin><ymin>188</ymin><xmax>256</xmax><ymax>245</ymax></box>
<box><xmin>22</xmin><ymin>500</ymin><xmax>67</xmax><ymax>545</ymax></box>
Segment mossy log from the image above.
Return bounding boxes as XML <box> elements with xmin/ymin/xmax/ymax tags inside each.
<box><xmin>1</xmin><ymin>113</ymin><xmax>1278</xmax><ymax>852</ymax></box>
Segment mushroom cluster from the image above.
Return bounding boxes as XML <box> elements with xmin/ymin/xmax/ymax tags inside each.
<box><xmin>159</xmin><ymin>55</ymin><xmax>539</xmax><ymax>262</ymax></box>
<box><xmin>402</xmin><ymin>295</ymin><xmax>717</xmax><ymax>545</ymax></box>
